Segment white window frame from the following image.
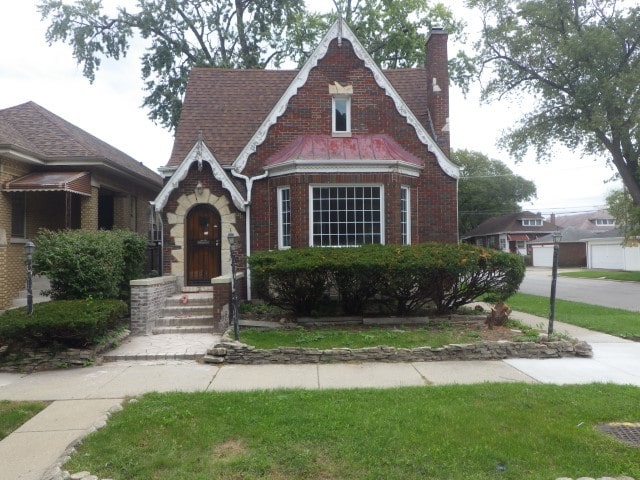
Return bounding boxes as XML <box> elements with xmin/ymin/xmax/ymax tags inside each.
<box><xmin>277</xmin><ymin>186</ymin><xmax>292</xmax><ymax>249</ymax></box>
<box><xmin>308</xmin><ymin>184</ymin><xmax>385</xmax><ymax>247</ymax></box>
<box><xmin>401</xmin><ymin>185</ymin><xmax>411</xmax><ymax>245</ymax></box>
<box><xmin>332</xmin><ymin>95</ymin><xmax>351</xmax><ymax>137</ymax></box>
<box><xmin>522</xmin><ymin>218</ymin><xmax>543</xmax><ymax>226</ymax></box>
<box><xmin>594</xmin><ymin>218</ymin><xmax>614</xmax><ymax>226</ymax></box>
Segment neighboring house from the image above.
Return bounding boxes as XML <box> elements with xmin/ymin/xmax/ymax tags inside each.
<box><xmin>461</xmin><ymin>211</ymin><xmax>559</xmax><ymax>256</ymax></box>
<box><xmin>153</xmin><ymin>20</ymin><xmax>460</xmax><ymax>297</ymax></box>
<box><xmin>584</xmin><ymin>229</ymin><xmax>640</xmax><ymax>271</ymax></box>
<box><xmin>0</xmin><ymin>101</ymin><xmax>163</xmax><ymax>310</ymax></box>
<box><xmin>529</xmin><ymin>227</ymin><xmax>594</xmax><ymax>267</ymax></box>
<box><xmin>552</xmin><ymin>209</ymin><xmax>616</xmax><ymax>232</ymax></box>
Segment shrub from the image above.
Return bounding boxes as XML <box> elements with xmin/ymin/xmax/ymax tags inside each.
<box><xmin>249</xmin><ymin>243</ymin><xmax>525</xmax><ymax>316</ymax></box>
<box><xmin>250</xmin><ymin>248</ymin><xmax>330</xmax><ymax>316</ymax></box>
<box><xmin>0</xmin><ymin>299</ymin><xmax>128</xmax><ymax>348</ymax></box>
<box><xmin>32</xmin><ymin>229</ymin><xmax>147</xmax><ymax>301</ymax></box>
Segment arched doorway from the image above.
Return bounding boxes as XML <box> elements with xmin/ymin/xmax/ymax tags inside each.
<box><xmin>186</xmin><ymin>204</ymin><xmax>221</xmax><ymax>285</ymax></box>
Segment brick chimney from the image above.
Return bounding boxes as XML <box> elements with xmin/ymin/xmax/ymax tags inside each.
<box><xmin>425</xmin><ymin>27</ymin><xmax>450</xmax><ymax>157</ymax></box>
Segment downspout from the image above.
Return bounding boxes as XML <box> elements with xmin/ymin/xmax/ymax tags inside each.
<box><xmin>231</xmin><ymin>169</ymin><xmax>269</xmax><ymax>300</ymax></box>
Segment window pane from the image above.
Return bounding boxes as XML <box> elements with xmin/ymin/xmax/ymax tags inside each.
<box><xmin>279</xmin><ymin>188</ymin><xmax>291</xmax><ymax>248</ymax></box>
<box><xmin>11</xmin><ymin>193</ymin><xmax>26</xmax><ymax>238</ymax></box>
<box><xmin>312</xmin><ymin>186</ymin><xmax>381</xmax><ymax>246</ymax></box>
<box><xmin>334</xmin><ymin>98</ymin><xmax>348</xmax><ymax>132</ymax></box>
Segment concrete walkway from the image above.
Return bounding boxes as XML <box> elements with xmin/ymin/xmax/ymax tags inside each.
<box><xmin>1</xmin><ymin>313</ymin><xmax>639</xmax><ymax>480</ymax></box>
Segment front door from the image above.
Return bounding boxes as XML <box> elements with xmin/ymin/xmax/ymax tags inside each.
<box><xmin>186</xmin><ymin>205</ymin><xmax>221</xmax><ymax>285</ymax></box>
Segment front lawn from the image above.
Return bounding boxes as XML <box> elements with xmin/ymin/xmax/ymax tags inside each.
<box><xmin>0</xmin><ymin>400</ymin><xmax>47</xmax><ymax>440</ymax></box>
<box><xmin>238</xmin><ymin>320</ymin><xmax>536</xmax><ymax>350</ymax></box>
<box><xmin>508</xmin><ymin>293</ymin><xmax>640</xmax><ymax>339</ymax></box>
<box><xmin>560</xmin><ymin>270</ymin><xmax>640</xmax><ymax>282</ymax></box>
<box><xmin>64</xmin><ymin>384</ymin><xmax>640</xmax><ymax>479</ymax></box>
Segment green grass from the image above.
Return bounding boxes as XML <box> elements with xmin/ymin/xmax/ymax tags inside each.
<box><xmin>0</xmin><ymin>400</ymin><xmax>47</xmax><ymax>440</ymax></box>
<box><xmin>508</xmin><ymin>293</ymin><xmax>640</xmax><ymax>339</ymax></box>
<box><xmin>64</xmin><ymin>384</ymin><xmax>640</xmax><ymax>479</ymax></box>
<box><xmin>239</xmin><ymin>323</ymin><xmax>488</xmax><ymax>350</ymax></box>
<box><xmin>560</xmin><ymin>270</ymin><xmax>640</xmax><ymax>282</ymax></box>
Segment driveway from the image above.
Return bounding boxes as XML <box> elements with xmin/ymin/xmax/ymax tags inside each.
<box><xmin>519</xmin><ymin>267</ymin><xmax>640</xmax><ymax>311</ymax></box>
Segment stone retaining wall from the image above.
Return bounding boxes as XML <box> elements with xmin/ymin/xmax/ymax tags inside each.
<box><xmin>206</xmin><ymin>335</ymin><xmax>593</xmax><ymax>364</ymax></box>
<box><xmin>0</xmin><ymin>330</ymin><xmax>129</xmax><ymax>373</ymax></box>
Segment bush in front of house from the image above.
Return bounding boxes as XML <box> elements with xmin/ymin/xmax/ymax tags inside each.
<box><xmin>249</xmin><ymin>243</ymin><xmax>525</xmax><ymax>316</ymax></box>
<box><xmin>32</xmin><ymin>229</ymin><xmax>147</xmax><ymax>301</ymax></box>
<box><xmin>0</xmin><ymin>299</ymin><xmax>128</xmax><ymax>348</ymax></box>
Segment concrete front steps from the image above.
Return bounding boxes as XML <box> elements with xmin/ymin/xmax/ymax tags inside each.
<box><xmin>153</xmin><ymin>287</ymin><xmax>216</xmax><ymax>334</ymax></box>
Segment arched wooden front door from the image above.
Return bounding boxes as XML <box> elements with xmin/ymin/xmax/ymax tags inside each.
<box><xmin>186</xmin><ymin>204</ymin><xmax>221</xmax><ymax>285</ymax></box>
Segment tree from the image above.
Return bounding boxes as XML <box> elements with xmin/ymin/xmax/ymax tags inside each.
<box><xmin>467</xmin><ymin>0</ymin><xmax>640</xmax><ymax>206</ymax></box>
<box><xmin>606</xmin><ymin>189</ymin><xmax>640</xmax><ymax>243</ymax></box>
<box><xmin>39</xmin><ymin>0</ymin><xmax>308</xmax><ymax>130</ymax></box>
<box><xmin>38</xmin><ymin>0</ymin><xmax>468</xmax><ymax>131</ymax></box>
<box><xmin>455</xmin><ymin>149</ymin><xmax>537</xmax><ymax>235</ymax></box>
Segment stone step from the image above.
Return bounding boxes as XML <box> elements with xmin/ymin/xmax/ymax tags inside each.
<box><xmin>152</xmin><ymin>326</ymin><xmax>215</xmax><ymax>334</ymax></box>
<box><xmin>164</xmin><ymin>292</ymin><xmax>213</xmax><ymax>307</ymax></box>
<box><xmin>156</xmin><ymin>315</ymin><xmax>214</xmax><ymax>327</ymax></box>
<box><xmin>104</xmin><ymin>351</ymin><xmax>205</xmax><ymax>361</ymax></box>
<box><xmin>161</xmin><ymin>305</ymin><xmax>212</xmax><ymax>315</ymax></box>
<box><xmin>181</xmin><ymin>286</ymin><xmax>213</xmax><ymax>293</ymax></box>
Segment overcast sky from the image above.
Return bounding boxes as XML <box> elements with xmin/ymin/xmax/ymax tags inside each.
<box><xmin>0</xmin><ymin>1</ymin><xmax>622</xmax><ymax>216</ymax></box>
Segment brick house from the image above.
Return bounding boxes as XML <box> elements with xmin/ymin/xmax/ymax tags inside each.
<box><xmin>0</xmin><ymin>101</ymin><xmax>162</xmax><ymax>310</ymax></box>
<box><xmin>153</xmin><ymin>20</ymin><xmax>460</xmax><ymax>298</ymax></box>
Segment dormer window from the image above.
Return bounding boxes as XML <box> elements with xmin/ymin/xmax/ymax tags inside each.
<box><xmin>521</xmin><ymin>218</ymin><xmax>543</xmax><ymax>227</ymax></box>
<box><xmin>332</xmin><ymin>96</ymin><xmax>351</xmax><ymax>136</ymax></box>
<box><xmin>593</xmin><ymin>218</ymin><xmax>614</xmax><ymax>226</ymax></box>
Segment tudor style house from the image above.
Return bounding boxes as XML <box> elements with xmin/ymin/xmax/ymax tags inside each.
<box><xmin>153</xmin><ymin>20</ymin><xmax>459</xmax><ymax>298</ymax></box>
<box><xmin>0</xmin><ymin>101</ymin><xmax>162</xmax><ymax>310</ymax></box>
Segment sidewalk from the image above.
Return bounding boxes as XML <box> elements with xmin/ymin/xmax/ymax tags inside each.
<box><xmin>1</xmin><ymin>314</ymin><xmax>639</xmax><ymax>480</ymax></box>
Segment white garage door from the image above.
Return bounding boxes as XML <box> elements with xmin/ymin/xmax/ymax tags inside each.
<box><xmin>591</xmin><ymin>244</ymin><xmax>624</xmax><ymax>270</ymax></box>
<box><xmin>532</xmin><ymin>245</ymin><xmax>554</xmax><ymax>267</ymax></box>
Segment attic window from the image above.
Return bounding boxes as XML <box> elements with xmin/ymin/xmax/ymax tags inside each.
<box><xmin>329</xmin><ymin>82</ymin><xmax>353</xmax><ymax>137</ymax></box>
<box><xmin>332</xmin><ymin>96</ymin><xmax>351</xmax><ymax>136</ymax></box>
<box><xmin>522</xmin><ymin>218</ymin><xmax>543</xmax><ymax>227</ymax></box>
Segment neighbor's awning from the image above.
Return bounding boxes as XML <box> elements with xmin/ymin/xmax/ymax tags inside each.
<box><xmin>3</xmin><ymin>171</ymin><xmax>91</xmax><ymax>196</ymax></box>
<box><xmin>507</xmin><ymin>234</ymin><xmax>529</xmax><ymax>241</ymax></box>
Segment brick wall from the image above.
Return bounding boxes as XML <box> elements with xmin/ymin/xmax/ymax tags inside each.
<box><xmin>130</xmin><ymin>275</ymin><xmax>178</xmax><ymax>335</ymax></box>
<box><xmin>242</xmin><ymin>38</ymin><xmax>457</xmax><ymax>252</ymax></box>
<box><xmin>81</xmin><ymin>186</ymin><xmax>99</xmax><ymax>231</ymax></box>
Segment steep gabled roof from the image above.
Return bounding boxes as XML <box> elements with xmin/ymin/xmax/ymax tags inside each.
<box><xmin>0</xmin><ymin>101</ymin><xmax>161</xmax><ymax>188</ymax></box>
<box><xmin>462</xmin><ymin>211</ymin><xmax>559</xmax><ymax>239</ymax></box>
<box><xmin>164</xmin><ymin>20</ymin><xmax>457</xmax><ymax>179</ymax></box>
<box><xmin>165</xmin><ymin>67</ymin><xmax>432</xmax><ymax>170</ymax></box>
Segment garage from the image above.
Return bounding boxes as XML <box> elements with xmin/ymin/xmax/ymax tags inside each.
<box><xmin>589</xmin><ymin>243</ymin><xmax>625</xmax><ymax>270</ymax></box>
<box><xmin>532</xmin><ymin>245</ymin><xmax>555</xmax><ymax>267</ymax></box>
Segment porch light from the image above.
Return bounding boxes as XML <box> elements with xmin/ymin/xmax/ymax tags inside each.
<box><xmin>24</xmin><ymin>241</ymin><xmax>35</xmax><ymax>315</ymax></box>
<box><xmin>548</xmin><ymin>231</ymin><xmax>562</xmax><ymax>335</ymax></box>
<box><xmin>227</xmin><ymin>231</ymin><xmax>236</xmax><ymax>246</ymax></box>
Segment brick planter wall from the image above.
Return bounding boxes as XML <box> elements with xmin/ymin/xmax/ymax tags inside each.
<box><xmin>206</xmin><ymin>335</ymin><xmax>592</xmax><ymax>364</ymax></box>
<box><xmin>130</xmin><ymin>276</ymin><xmax>178</xmax><ymax>335</ymax></box>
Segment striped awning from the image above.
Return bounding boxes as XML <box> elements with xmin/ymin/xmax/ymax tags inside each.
<box><xmin>3</xmin><ymin>171</ymin><xmax>91</xmax><ymax>196</ymax></box>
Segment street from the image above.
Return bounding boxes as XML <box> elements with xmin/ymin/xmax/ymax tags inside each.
<box><xmin>519</xmin><ymin>267</ymin><xmax>640</xmax><ymax>312</ymax></box>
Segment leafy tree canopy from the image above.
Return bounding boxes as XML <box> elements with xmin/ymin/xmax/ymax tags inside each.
<box><xmin>606</xmin><ymin>189</ymin><xmax>640</xmax><ymax>244</ymax></box>
<box><xmin>38</xmin><ymin>0</ymin><xmax>468</xmax><ymax>131</ymax></box>
<box><xmin>455</xmin><ymin>149</ymin><xmax>537</xmax><ymax>236</ymax></box>
<box><xmin>466</xmin><ymin>0</ymin><xmax>640</xmax><ymax>206</ymax></box>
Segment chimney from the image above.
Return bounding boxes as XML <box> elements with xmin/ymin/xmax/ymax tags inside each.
<box><xmin>425</xmin><ymin>27</ymin><xmax>450</xmax><ymax>157</ymax></box>
<box><xmin>550</xmin><ymin>213</ymin><xmax>556</xmax><ymax>225</ymax></box>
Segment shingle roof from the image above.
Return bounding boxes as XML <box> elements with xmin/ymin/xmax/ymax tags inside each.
<box><xmin>0</xmin><ymin>101</ymin><xmax>161</xmax><ymax>187</ymax></box>
<box><xmin>554</xmin><ymin>209</ymin><xmax>614</xmax><ymax>231</ymax></box>
<box><xmin>462</xmin><ymin>211</ymin><xmax>560</xmax><ymax>238</ymax></box>
<box><xmin>166</xmin><ymin>67</ymin><xmax>430</xmax><ymax>169</ymax></box>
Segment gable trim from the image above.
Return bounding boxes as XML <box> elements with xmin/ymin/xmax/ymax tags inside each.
<box><xmin>154</xmin><ymin>139</ymin><xmax>246</xmax><ymax>212</ymax></box>
<box><xmin>231</xmin><ymin>20</ymin><xmax>459</xmax><ymax>180</ymax></box>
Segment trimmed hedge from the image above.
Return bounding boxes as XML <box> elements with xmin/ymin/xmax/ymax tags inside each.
<box><xmin>249</xmin><ymin>243</ymin><xmax>525</xmax><ymax>316</ymax></box>
<box><xmin>0</xmin><ymin>299</ymin><xmax>128</xmax><ymax>348</ymax></box>
<box><xmin>32</xmin><ymin>229</ymin><xmax>147</xmax><ymax>301</ymax></box>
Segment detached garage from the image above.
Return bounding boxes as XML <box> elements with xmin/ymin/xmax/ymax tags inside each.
<box><xmin>532</xmin><ymin>245</ymin><xmax>554</xmax><ymax>267</ymax></box>
<box><xmin>586</xmin><ymin>230</ymin><xmax>640</xmax><ymax>271</ymax></box>
<box><xmin>530</xmin><ymin>228</ymin><xmax>590</xmax><ymax>268</ymax></box>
